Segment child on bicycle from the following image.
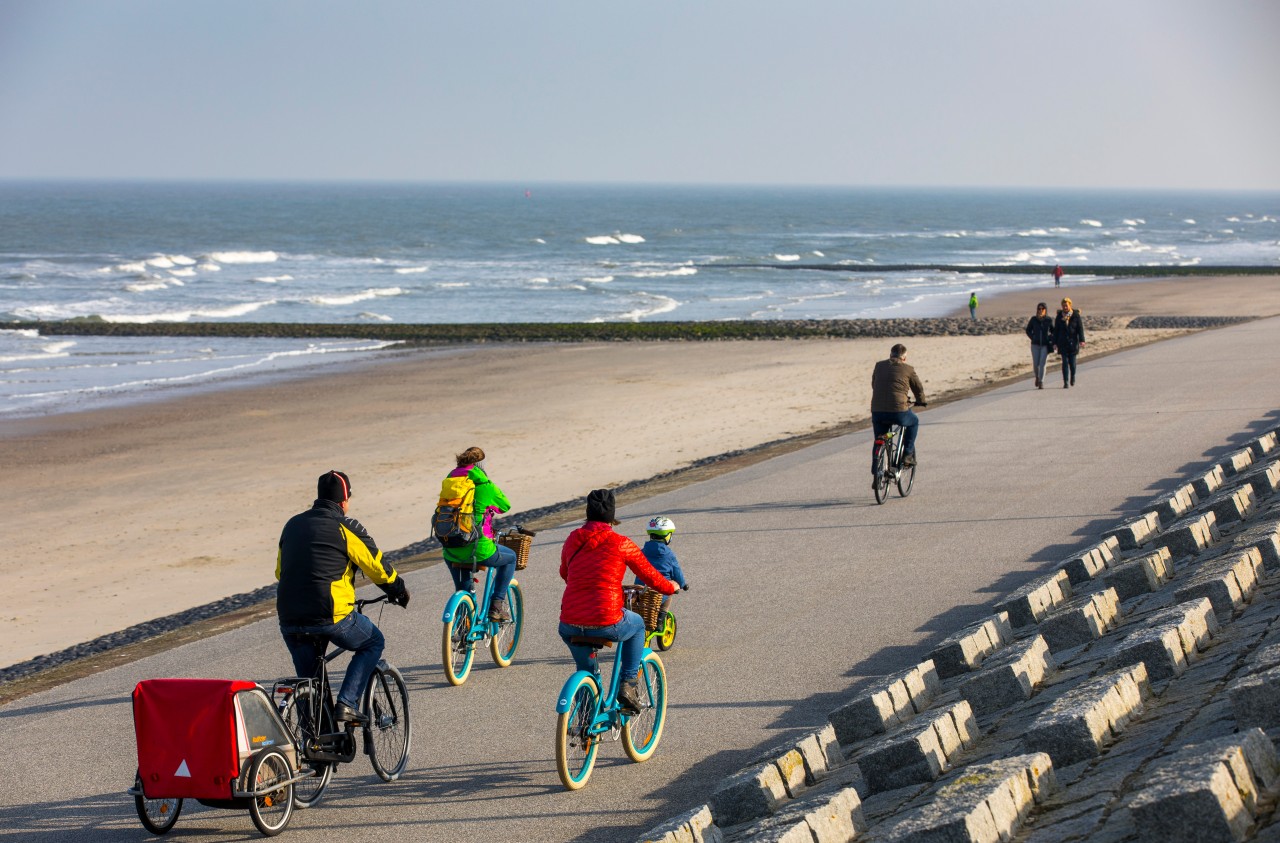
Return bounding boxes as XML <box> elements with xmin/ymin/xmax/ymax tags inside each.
<box><xmin>637</xmin><ymin>516</ymin><xmax>689</xmax><ymax>622</ymax></box>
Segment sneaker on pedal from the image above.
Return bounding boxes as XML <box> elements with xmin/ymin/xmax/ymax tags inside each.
<box><xmin>334</xmin><ymin>702</ymin><xmax>367</xmax><ymax>725</ymax></box>
<box><xmin>489</xmin><ymin>598</ymin><xmax>512</xmax><ymax>623</ymax></box>
<box><xmin>617</xmin><ymin>679</ymin><xmax>643</xmax><ymax>714</ymax></box>
<box><xmin>902</xmin><ymin>452</ymin><xmax>916</xmax><ymax>467</ymax></box>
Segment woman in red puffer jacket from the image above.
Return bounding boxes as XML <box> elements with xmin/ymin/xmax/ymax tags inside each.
<box><xmin>559</xmin><ymin>488</ymin><xmax>677</xmax><ymax>712</ymax></box>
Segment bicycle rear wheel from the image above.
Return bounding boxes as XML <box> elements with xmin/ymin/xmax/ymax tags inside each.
<box><xmin>555</xmin><ymin>674</ymin><xmax>601</xmax><ymax>790</ymax></box>
<box><xmin>278</xmin><ymin>687</ymin><xmax>334</xmax><ymax>807</ymax></box>
<box><xmin>622</xmin><ymin>652</ymin><xmax>667</xmax><ymax>763</ymax></box>
<box><xmin>490</xmin><ymin>581</ymin><xmax>524</xmax><ymax>667</ymax></box>
<box><xmin>365</xmin><ymin>664</ymin><xmax>411</xmax><ymax>781</ymax></box>
<box><xmin>873</xmin><ymin>440</ymin><xmax>891</xmax><ymax>504</ymax></box>
<box><xmin>653</xmin><ymin>611</ymin><xmax>677</xmax><ymax>652</ymax></box>
<box><xmin>442</xmin><ymin>596</ymin><xmax>476</xmax><ymax>686</ymax></box>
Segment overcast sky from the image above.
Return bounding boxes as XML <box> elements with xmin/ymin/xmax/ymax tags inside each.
<box><xmin>2</xmin><ymin>1</ymin><xmax>1278</xmax><ymax>190</ymax></box>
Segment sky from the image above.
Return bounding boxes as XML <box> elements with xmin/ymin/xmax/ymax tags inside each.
<box><xmin>1</xmin><ymin>1</ymin><xmax>1278</xmax><ymax>190</ymax></box>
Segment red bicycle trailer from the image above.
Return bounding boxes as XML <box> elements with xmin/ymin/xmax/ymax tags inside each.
<box><xmin>128</xmin><ymin>678</ymin><xmax>304</xmax><ymax>837</ymax></box>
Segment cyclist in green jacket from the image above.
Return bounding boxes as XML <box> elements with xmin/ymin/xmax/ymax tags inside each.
<box><xmin>442</xmin><ymin>446</ymin><xmax>518</xmax><ymax>622</ymax></box>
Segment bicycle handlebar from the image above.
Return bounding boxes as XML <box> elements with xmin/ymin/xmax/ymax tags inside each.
<box><xmin>355</xmin><ymin>594</ymin><xmax>390</xmax><ymax>611</ymax></box>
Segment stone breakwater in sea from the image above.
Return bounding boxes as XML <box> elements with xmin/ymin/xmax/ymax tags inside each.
<box><xmin>12</xmin><ymin>315</ymin><xmax>1247</xmax><ymax>343</ymax></box>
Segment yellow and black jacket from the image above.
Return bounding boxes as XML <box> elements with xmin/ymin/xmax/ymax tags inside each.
<box><xmin>276</xmin><ymin>499</ymin><xmax>400</xmax><ymax>627</ymax></box>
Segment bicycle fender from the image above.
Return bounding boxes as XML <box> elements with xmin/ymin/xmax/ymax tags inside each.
<box><xmin>555</xmin><ymin>671</ymin><xmax>598</xmax><ymax>714</ymax></box>
<box><xmin>441</xmin><ymin>591</ymin><xmax>475</xmax><ymax>624</ymax></box>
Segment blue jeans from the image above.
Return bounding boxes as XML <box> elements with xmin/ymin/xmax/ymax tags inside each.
<box><xmin>447</xmin><ymin>545</ymin><xmax>516</xmax><ymax>604</ymax></box>
<box><xmin>872</xmin><ymin>409</ymin><xmax>919</xmax><ymax>456</ymax></box>
<box><xmin>281</xmin><ymin>610</ymin><xmax>385</xmax><ymax>710</ymax></box>
<box><xmin>1031</xmin><ymin>344</ymin><xmax>1050</xmax><ymax>382</ymax></box>
<box><xmin>1061</xmin><ymin>351</ymin><xmax>1078</xmax><ymax>385</ymax></box>
<box><xmin>559</xmin><ymin>609</ymin><xmax>646</xmax><ymax>680</ymax></box>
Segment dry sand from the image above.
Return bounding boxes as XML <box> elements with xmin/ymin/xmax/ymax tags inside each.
<box><xmin>5</xmin><ymin>274</ymin><xmax>1278</xmax><ymax>668</ymax></box>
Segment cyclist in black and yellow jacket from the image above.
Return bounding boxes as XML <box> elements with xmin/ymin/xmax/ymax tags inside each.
<box><xmin>276</xmin><ymin>470</ymin><xmax>409</xmax><ymax>724</ymax></box>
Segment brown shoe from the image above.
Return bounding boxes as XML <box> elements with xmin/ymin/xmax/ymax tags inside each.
<box><xmin>488</xmin><ymin>598</ymin><xmax>512</xmax><ymax>623</ymax></box>
<box><xmin>617</xmin><ymin>680</ymin><xmax>643</xmax><ymax>714</ymax></box>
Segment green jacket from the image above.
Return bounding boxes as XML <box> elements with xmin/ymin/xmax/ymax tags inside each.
<box><xmin>442</xmin><ymin>465</ymin><xmax>511</xmax><ymax>565</ymax></box>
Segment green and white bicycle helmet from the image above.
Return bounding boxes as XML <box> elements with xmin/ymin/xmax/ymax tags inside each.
<box><xmin>646</xmin><ymin>516</ymin><xmax>676</xmax><ymax>538</ymax></box>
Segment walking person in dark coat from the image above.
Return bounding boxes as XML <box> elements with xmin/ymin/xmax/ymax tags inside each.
<box><xmin>1025</xmin><ymin>302</ymin><xmax>1054</xmax><ymax>389</ymax></box>
<box><xmin>1053</xmin><ymin>297</ymin><xmax>1085</xmax><ymax>389</ymax></box>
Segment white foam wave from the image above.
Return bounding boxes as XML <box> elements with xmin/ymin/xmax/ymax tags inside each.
<box><xmin>583</xmin><ymin>275</ymin><xmax>615</xmax><ymax>283</ymax></box>
<box><xmin>168</xmin><ymin>268</ymin><xmax>196</xmax><ymax>278</ymax></box>
<box><xmin>124</xmin><ymin>281</ymin><xmax>168</xmax><ymax>293</ymax></box>
<box><xmin>1080</xmin><ymin>219</ymin><xmax>1103</xmax><ymax>227</ymax></box>
<box><xmin>534</xmin><ymin>238</ymin><xmax>547</xmax><ymax>244</ymax></box>
<box><xmin>773</xmin><ymin>254</ymin><xmax>801</xmax><ymax>262</ymax></box>
<box><xmin>812</xmin><ymin>251</ymin><xmax>825</xmax><ymax>258</ymax></box>
<box><xmin>527</xmin><ymin>277</ymin><xmax>551</xmax><ymax>284</ymax></box>
<box><xmin>307</xmin><ymin>287</ymin><xmax>405</xmax><ymax>306</ymax></box>
<box><xmin>394</xmin><ymin>266</ymin><xmax>429</xmax><ymax>274</ymax></box>
<box><xmin>1183</xmin><ymin>219</ymin><xmax>1196</xmax><ymax>225</ymax></box>
<box><xmin>146</xmin><ymin>257</ymin><xmax>175</xmax><ymax>269</ymax></box>
<box><xmin>207</xmin><ymin>250</ymin><xmax>279</xmax><ymax>264</ymax></box>
<box><xmin>357</xmin><ymin>311</ymin><xmax>394</xmax><ymax>321</ymax></box>
<box><xmin>1122</xmin><ymin>219</ymin><xmax>1145</xmax><ymax>226</ymax></box>
<box><xmin>436</xmin><ymin>282</ymin><xmax>471</xmax><ymax>289</ymax></box>
<box><xmin>1018</xmin><ymin>229</ymin><xmax>1050</xmax><ymax>237</ymax></box>
<box><xmin>616</xmin><ymin>233</ymin><xmax>645</xmax><ymax>244</ymax></box>
<box><xmin>591</xmin><ymin>293</ymin><xmax>680</xmax><ymax>322</ymax></box>
<box><xmin>115</xmin><ymin>261</ymin><xmax>148</xmax><ymax>273</ymax></box>
<box><xmin>251</xmin><ymin>275</ymin><xmax>293</xmax><ymax>283</ymax></box>
<box><xmin>628</xmin><ymin>267</ymin><xmax>698</xmax><ymax>279</ymax></box>
<box><xmin>197</xmin><ymin>263</ymin><xmax>221</xmax><ymax>272</ymax></box>
<box><xmin>105</xmin><ymin>301</ymin><xmax>275</xmax><ymax>323</ymax></box>
<box><xmin>586</xmin><ymin>235</ymin><xmax>620</xmax><ymax>245</ymax></box>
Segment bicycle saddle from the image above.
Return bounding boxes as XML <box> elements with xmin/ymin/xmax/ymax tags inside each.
<box><xmin>567</xmin><ymin>635</ymin><xmax>614</xmax><ymax>649</ymax></box>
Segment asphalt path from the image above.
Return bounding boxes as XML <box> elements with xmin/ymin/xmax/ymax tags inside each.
<box><xmin>4</xmin><ymin>317</ymin><xmax>1280</xmax><ymax>842</ymax></box>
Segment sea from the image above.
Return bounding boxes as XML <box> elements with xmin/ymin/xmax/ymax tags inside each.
<box><xmin>2</xmin><ymin>182</ymin><xmax>1279</xmax><ymax>418</ymax></box>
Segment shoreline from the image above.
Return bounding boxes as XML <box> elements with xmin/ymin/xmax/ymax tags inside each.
<box><xmin>7</xmin><ymin>273</ymin><xmax>1280</xmax><ymax>676</ymax></box>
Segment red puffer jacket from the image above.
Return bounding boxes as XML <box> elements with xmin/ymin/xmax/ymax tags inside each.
<box><xmin>560</xmin><ymin>521</ymin><xmax>677</xmax><ymax>627</ymax></box>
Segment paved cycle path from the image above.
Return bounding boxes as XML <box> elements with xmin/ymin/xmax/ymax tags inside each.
<box><xmin>4</xmin><ymin>317</ymin><xmax>1280</xmax><ymax>842</ymax></box>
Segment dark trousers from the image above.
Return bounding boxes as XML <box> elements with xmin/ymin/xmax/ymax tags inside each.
<box><xmin>1061</xmin><ymin>351</ymin><xmax>1078</xmax><ymax>384</ymax></box>
<box><xmin>872</xmin><ymin>409</ymin><xmax>919</xmax><ymax>454</ymax></box>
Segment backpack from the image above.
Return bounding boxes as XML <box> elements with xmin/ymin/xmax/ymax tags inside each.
<box><xmin>431</xmin><ymin>475</ymin><xmax>480</xmax><ymax>548</ymax></box>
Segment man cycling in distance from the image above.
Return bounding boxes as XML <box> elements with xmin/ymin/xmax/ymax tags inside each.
<box><xmin>870</xmin><ymin>343</ymin><xmax>927</xmax><ymax>481</ymax></box>
<box><xmin>276</xmin><ymin>470</ymin><xmax>409</xmax><ymax>724</ymax></box>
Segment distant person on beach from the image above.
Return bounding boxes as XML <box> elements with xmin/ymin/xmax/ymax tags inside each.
<box><xmin>276</xmin><ymin>470</ymin><xmax>409</xmax><ymax>724</ymax></box>
<box><xmin>559</xmin><ymin>489</ymin><xmax>678</xmax><ymax>713</ymax></box>
<box><xmin>968</xmin><ymin>292</ymin><xmax>978</xmax><ymax>320</ymax></box>
<box><xmin>440</xmin><ymin>446</ymin><xmax>517</xmax><ymax>622</ymax></box>
<box><xmin>1053</xmin><ymin>297</ymin><xmax>1086</xmax><ymax>389</ymax></box>
<box><xmin>1053</xmin><ymin>264</ymin><xmax>1064</xmax><ymax>287</ymax></box>
<box><xmin>871</xmin><ymin>343</ymin><xmax>927</xmax><ymax>473</ymax></box>
<box><xmin>1025</xmin><ymin>302</ymin><xmax>1055</xmax><ymax>389</ymax></box>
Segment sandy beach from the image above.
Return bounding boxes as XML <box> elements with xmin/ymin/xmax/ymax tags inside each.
<box><xmin>6</xmin><ymin>274</ymin><xmax>1280</xmax><ymax>669</ymax></box>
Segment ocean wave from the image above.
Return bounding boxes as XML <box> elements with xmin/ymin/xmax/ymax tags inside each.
<box><xmin>616</xmin><ymin>234</ymin><xmax>645</xmax><ymax>244</ymax></box>
<box><xmin>1017</xmin><ymin>229</ymin><xmax>1051</xmax><ymax>237</ymax></box>
<box><xmin>1080</xmin><ymin>219</ymin><xmax>1103</xmax><ymax>227</ymax></box>
<box><xmin>583</xmin><ymin>276</ymin><xmax>615</xmax><ymax>284</ymax></box>
<box><xmin>114</xmin><ymin>261</ymin><xmax>149</xmax><ymax>273</ymax></box>
<box><xmin>357</xmin><ymin>311</ymin><xmax>394</xmax><ymax>321</ymax></box>
<box><xmin>813</xmin><ymin>251</ymin><xmax>825</xmax><ymax>258</ymax></box>
<box><xmin>124</xmin><ymin>281</ymin><xmax>169</xmax><ymax>293</ymax></box>
<box><xmin>168</xmin><ymin>268</ymin><xmax>196</xmax><ymax>278</ymax></box>
<box><xmin>585</xmin><ymin>235</ymin><xmax>620</xmax><ymax>245</ymax></box>
<box><xmin>307</xmin><ymin>287</ymin><xmax>405</xmax><ymax>306</ymax></box>
<box><xmin>592</xmin><ymin>293</ymin><xmax>680</xmax><ymax>322</ymax></box>
<box><xmin>206</xmin><ymin>250</ymin><xmax>279</xmax><ymax>264</ymax></box>
<box><xmin>394</xmin><ymin>266</ymin><xmax>429</xmax><ymax>274</ymax></box>
<box><xmin>105</xmin><ymin>301</ymin><xmax>276</xmax><ymax>323</ymax></box>
<box><xmin>1122</xmin><ymin>219</ymin><xmax>1145</xmax><ymax>226</ymax></box>
<box><xmin>197</xmin><ymin>263</ymin><xmax>221</xmax><ymax>272</ymax></box>
<box><xmin>1183</xmin><ymin>219</ymin><xmax>1196</xmax><ymax>225</ymax></box>
<box><xmin>773</xmin><ymin>254</ymin><xmax>801</xmax><ymax>262</ymax></box>
<box><xmin>251</xmin><ymin>275</ymin><xmax>293</xmax><ymax>283</ymax></box>
<box><xmin>627</xmin><ymin>267</ymin><xmax>698</xmax><ymax>279</ymax></box>
<box><xmin>526</xmin><ymin>277</ymin><xmax>551</xmax><ymax>284</ymax></box>
<box><xmin>435</xmin><ymin>282</ymin><xmax>470</xmax><ymax>289</ymax></box>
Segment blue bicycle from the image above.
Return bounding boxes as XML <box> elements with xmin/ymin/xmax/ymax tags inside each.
<box><xmin>554</xmin><ymin>585</ymin><xmax>669</xmax><ymax>790</ymax></box>
<box><xmin>440</xmin><ymin>528</ymin><xmax>528</xmax><ymax>686</ymax></box>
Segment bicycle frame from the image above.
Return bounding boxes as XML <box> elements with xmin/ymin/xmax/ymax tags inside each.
<box><xmin>554</xmin><ymin>639</ymin><xmax>657</xmax><ymax>732</ymax></box>
<box><xmin>440</xmin><ymin>563</ymin><xmax>504</xmax><ymax>643</ymax></box>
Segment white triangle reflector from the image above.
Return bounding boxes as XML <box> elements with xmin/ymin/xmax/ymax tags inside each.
<box><xmin>174</xmin><ymin>760</ymin><xmax>191</xmax><ymax>778</ymax></box>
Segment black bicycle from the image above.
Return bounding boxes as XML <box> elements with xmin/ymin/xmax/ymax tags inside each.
<box><xmin>872</xmin><ymin>423</ymin><xmax>916</xmax><ymax>504</ymax></box>
<box><xmin>272</xmin><ymin>596</ymin><xmax>411</xmax><ymax>808</ymax></box>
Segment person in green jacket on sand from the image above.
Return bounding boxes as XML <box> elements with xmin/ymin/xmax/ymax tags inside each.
<box><xmin>442</xmin><ymin>446</ymin><xmax>517</xmax><ymax>622</ymax></box>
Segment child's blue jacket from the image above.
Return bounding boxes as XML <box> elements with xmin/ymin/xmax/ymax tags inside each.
<box><xmin>640</xmin><ymin>540</ymin><xmax>687</xmax><ymax>588</ymax></box>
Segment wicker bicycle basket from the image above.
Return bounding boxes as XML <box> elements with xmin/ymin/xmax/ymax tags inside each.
<box><xmin>629</xmin><ymin>587</ymin><xmax>664</xmax><ymax>632</ymax></box>
<box><xmin>497</xmin><ymin>531</ymin><xmax>532</xmax><ymax>570</ymax></box>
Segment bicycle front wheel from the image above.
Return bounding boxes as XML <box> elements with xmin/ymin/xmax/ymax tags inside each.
<box><xmin>247</xmin><ymin>748</ymin><xmax>294</xmax><ymax>837</ymax></box>
<box><xmin>278</xmin><ymin>689</ymin><xmax>334</xmax><ymax>807</ymax></box>
<box><xmin>555</xmin><ymin>674</ymin><xmax>601</xmax><ymax>790</ymax></box>
<box><xmin>442</xmin><ymin>596</ymin><xmax>476</xmax><ymax>686</ymax></box>
<box><xmin>873</xmin><ymin>441</ymin><xmax>891</xmax><ymax>504</ymax></box>
<box><xmin>654</xmin><ymin>611</ymin><xmax>677</xmax><ymax>652</ymax></box>
<box><xmin>365</xmin><ymin>664</ymin><xmax>411</xmax><ymax>781</ymax></box>
<box><xmin>133</xmin><ymin>772</ymin><xmax>182</xmax><ymax>835</ymax></box>
<box><xmin>897</xmin><ymin>460</ymin><xmax>916</xmax><ymax>497</ymax></box>
<box><xmin>490</xmin><ymin>581</ymin><xmax>524</xmax><ymax>667</ymax></box>
<box><xmin>622</xmin><ymin>652</ymin><xmax>668</xmax><ymax>763</ymax></box>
